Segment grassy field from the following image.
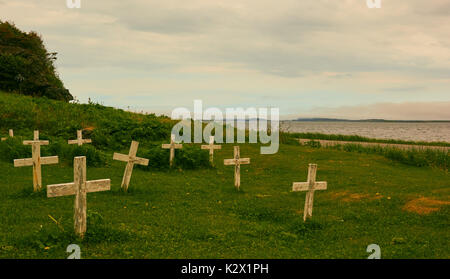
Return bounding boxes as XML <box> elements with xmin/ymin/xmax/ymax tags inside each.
<box><xmin>0</xmin><ymin>91</ymin><xmax>449</xmax><ymax>259</ymax></box>
<box><xmin>0</xmin><ymin>143</ymin><xmax>448</xmax><ymax>259</ymax></box>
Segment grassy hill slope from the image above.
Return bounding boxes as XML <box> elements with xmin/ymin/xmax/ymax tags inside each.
<box><xmin>0</xmin><ymin>92</ymin><xmax>448</xmax><ymax>259</ymax></box>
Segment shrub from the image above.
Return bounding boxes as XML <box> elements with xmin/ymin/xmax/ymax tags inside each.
<box><xmin>137</xmin><ymin>143</ymin><xmax>211</xmax><ymax>171</ymax></box>
<box><xmin>0</xmin><ymin>137</ymin><xmax>31</xmax><ymax>162</ymax></box>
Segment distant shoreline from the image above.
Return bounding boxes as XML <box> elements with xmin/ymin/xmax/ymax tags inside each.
<box><xmin>287</xmin><ymin>118</ymin><xmax>450</xmax><ymax>123</ymax></box>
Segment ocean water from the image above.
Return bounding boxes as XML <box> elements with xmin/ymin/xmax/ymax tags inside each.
<box><xmin>281</xmin><ymin>121</ymin><xmax>450</xmax><ymax>143</ymax></box>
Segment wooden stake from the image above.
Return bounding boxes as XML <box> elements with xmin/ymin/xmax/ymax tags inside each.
<box><xmin>292</xmin><ymin>164</ymin><xmax>327</xmax><ymax>221</ymax></box>
<box><xmin>68</xmin><ymin>130</ymin><xmax>92</xmax><ymax>146</ymax></box>
<box><xmin>113</xmin><ymin>141</ymin><xmax>149</xmax><ymax>192</ymax></box>
<box><xmin>1</xmin><ymin>129</ymin><xmax>14</xmax><ymax>141</ymax></box>
<box><xmin>47</xmin><ymin>156</ymin><xmax>110</xmax><ymax>238</ymax></box>
<box><xmin>162</xmin><ymin>134</ymin><xmax>182</xmax><ymax>167</ymax></box>
<box><xmin>201</xmin><ymin>136</ymin><xmax>222</xmax><ymax>165</ymax></box>
<box><xmin>224</xmin><ymin>146</ymin><xmax>250</xmax><ymax>190</ymax></box>
<box><xmin>14</xmin><ymin>130</ymin><xmax>58</xmax><ymax>192</ymax></box>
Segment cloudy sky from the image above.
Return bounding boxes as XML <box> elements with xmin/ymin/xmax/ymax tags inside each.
<box><xmin>1</xmin><ymin>0</ymin><xmax>449</xmax><ymax>119</ymax></box>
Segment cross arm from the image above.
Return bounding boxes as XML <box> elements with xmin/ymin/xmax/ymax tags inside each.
<box><xmin>113</xmin><ymin>153</ymin><xmax>129</xmax><ymax>162</ymax></box>
<box><xmin>23</xmin><ymin>140</ymin><xmax>49</xmax><ymax>145</ymax></box>
<box><xmin>133</xmin><ymin>157</ymin><xmax>149</xmax><ymax>166</ymax></box>
<box><xmin>201</xmin><ymin>145</ymin><xmax>221</xmax><ymax>150</ymax></box>
<box><xmin>161</xmin><ymin>144</ymin><xmax>171</xmax><ymax>149</ymax></box>
<box><xmin>14</xmin><ymin>158</ymin><xmax>33</xmax><ymax>167</ymax></box>
<box><xmin>224</xmin><ymin>159</ymin><xmax>236</xmax><ymax>165</ymax></box>
<box><xmin>41</xmin><ymin>156</ymin><xmax>59</xmax><ymax>165</ymax></box>
<box><xmin>86</xmin><ymin>179</ymin><xmax>111</xmax><ymax>193</ymax></box>
<box><xmin>239</xmin><ymin>158</ymin><xmax>250</xmax><ymax>164</ymax></box>
<box><xmin>47</xmin><ymin>182</ymin><xmax>76</xmax><ymax>197</ymax></box>
<box><xmin>292</xmin><ymin>181</ymin><xmax>327</xmax><ymax>192</ymax></box>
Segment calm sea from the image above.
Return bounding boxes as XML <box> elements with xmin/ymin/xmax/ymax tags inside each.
<box><xmin>281</xmin><ymin>121</ymin><xmax>450</xmax><ymax>143</ymax></box>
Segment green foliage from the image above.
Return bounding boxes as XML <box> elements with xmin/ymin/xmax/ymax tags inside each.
<box><xmin>337</xmin><ymin>144</ymin><xmax>449</xmax><ymax>170</ymax></box>
<box><xmin>1</xmin><ymin>143</ymin><xmax>449</xmax><ymax>258</ymax></box>
<box><xmin>0</xmin><ymin>21</ymin><xmax>72</xmax><ymax>101</ymax></box>
<box><xmin>137</xmin><ymin>143</ymin><xmax>211</xmax><ymax>170</ymax></box>
<box><xmin>46</xmin><ymin>140</ymin><xmax>109</xmax><ymax>167</ymax></box>
<box><xmin>0</xmin><ymin>137</ymin><xmax>31</xmax><ymax>162</ymax></box>
<box><xmin>0</xmin><ymin>137</ymin><xmax>108</xmax><ymax>167</ymax></box>
<box><xmin>175</xmin><ymin>144</ymin><xmax>211</xmax><ymax>170</ymax></box>
<box><xmin>286</xmin><ymin>132</ymin><xmax>450</xmax><ymax>147</ymax></box>
<box><xmin>0</xmin><ymin>91</ymin><xmax>175</xmax><ymax>151</ymax></box>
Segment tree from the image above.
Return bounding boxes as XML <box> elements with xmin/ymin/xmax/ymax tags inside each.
<box><xmin>0</xmin><ymin>21</ymin><xmax>73</xmax><ymax>101</ymax></box>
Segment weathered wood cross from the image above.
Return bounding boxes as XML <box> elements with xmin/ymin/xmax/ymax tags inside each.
<box><xmin>68</xmin><ymin>130</ymin><xmax>92</xmax><ymax>146</ymax></box>
<box><xmin>113</xmin><ymin>141</ymin><xmax>149</xmax><ymax>192</ymax></box>
<box><xmin>1</xmin><ymin>129</ymin><xmax>13</xmax><ymax>141</ymax></box>
<box><xmin>162</xmin><ymin>134</ymin><xmax>182</xmax><ymax>167</ymax></box>
<box><xmin>14</xmin><ymin>130</ymin><xmax>59</xmax><ymax>192</ymax></box>
<box><xmin>201</xmin><ymin>136</ymin><xmax>221</xmax><ymax>165</ymax></box>
<box><xmin>47</xmin><ymin>156</ymin><xmax>110</xmax><ymax>238</ymax></box>
<box><xmin>224</xmin><ymin>146</ymin><xmax>250</xmax><ymax>190</ymax></box>
<box><xmin>292</xmin><ymin>164</ymin><xmax>327</xmax><ymax>221</ymax></box>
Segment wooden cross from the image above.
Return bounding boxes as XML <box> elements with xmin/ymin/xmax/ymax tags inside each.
<box><xmin>14</xmin><ymin>130</ymin><xmax>59</xmax><ymax>192</ymax></box>
<box><xmin>68</xmin><ymin>130</ymin><xmax>92</xmax><ymax>146</ymax></box>
<box><xmin>1</xmin><ymin>129</ymin><xmax>14</xmax><ymax>141</ymax></box>
<box><xmin>201</xmin><ymin>136</ymin><xmax>222</xmax><ymax>165</ymax></box>
<box><xmin>292</xmin><ymin>164</ymin><xmax>327</xmax><ymax>221</ymax></box>
<box><xmin>113</xmin><ymin>141</ymin><xmax>149</xmax><ymax>192</ymax></box>
<box><xmin>162</xmin><ymin>134</ymin><xmax>182</xmax><ymax>167</ymax></box>
<box><xmin>47</xmin><ymin>156</ymin><xmax>110</xmax><ymax>238</ymax></box>
<box><xmin>224</xmin><ymin>146</ymin><xmax>250</xmax><ymax>190</ymax></box>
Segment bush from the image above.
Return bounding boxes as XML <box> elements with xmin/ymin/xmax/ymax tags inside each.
<box><xmin>0</xmin><ymin>137</ymin><xmax>31</xmax><ymax>162</ymax></box>
<box><xmin>137</xmin><ymin>143</ymin><xmax>211</xmax><ymax>171</ymax></box>
<box><xmin>46</xmin><ymin>140</ymin><xmax>109</xmax><ymax>167</ymax></box>
<box><xmin>175</xmin><ymin>144</ymin><xmax>211</xmax><ymax>170</ymax></box>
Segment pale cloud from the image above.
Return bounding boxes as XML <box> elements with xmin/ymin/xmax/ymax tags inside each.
<box><xmin>0</xmin><ymin>0</ymin><xmax>449</xmax><ymax>119</ymax></box>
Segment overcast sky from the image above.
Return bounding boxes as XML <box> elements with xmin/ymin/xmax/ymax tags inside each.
<box><xmin>1</xmin><ymin>0</ymin><xmax>449</xmax><ymax>120</ymax></box>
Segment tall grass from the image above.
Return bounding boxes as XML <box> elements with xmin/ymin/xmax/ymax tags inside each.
<box><xmin>285</xmin><ymin>132</ymin><xmax>450</xmax><ymax>147</ymax></box>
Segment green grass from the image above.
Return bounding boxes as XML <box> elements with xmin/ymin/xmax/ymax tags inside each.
<box><xmin>0</xmin><ymin>92</ymin><xmax>448</xmax><ymax>259</ymax></box>
<box><xmin>285</xmin><ymin>132</ymin><xmax>450</xmax><ymax>147</ymax></box>
<box><xmin>0</xmin><ymin>143</ymin><xmax>448</xmax><ymax>259</ymax></box>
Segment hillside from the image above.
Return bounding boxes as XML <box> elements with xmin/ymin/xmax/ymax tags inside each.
<box><xmin>0</xmin><ymin>92</ymin><xmax>449</xmax><ymax>259</ymax></box>
<box><xmin>0</xmin><ymin>90</ymin><xmax>175</xmax><ymax>150</ymax></box>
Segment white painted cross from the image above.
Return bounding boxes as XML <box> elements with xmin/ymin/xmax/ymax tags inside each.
<box><xmin>224</xmin><ymin>146</ymin><xmax>250</xmax><ymax>190</ymax></box>
<box><xmin>14</xmin><ymin>130</ymin><xmax>59</xmax><ymax>192</ymax></box>
<box><xmin>292</xmin><ymin>163</ymin><xmax>327</xmax><ymax>221</ymax></box>
<box><xmin>162</xmin><ymin>134</ymin><xmax>182</xmax><ymax>167</ymax></box>
<box><xmin>113</xmin><ymin>141</ymin><xmax>149</xmax><ymax>192</ymax></box>
<box><xmin>47</xmin><ymin>156</ymin><xmax>110</xmax><ymax>238</ymax></box>
<box><xmin>1</xmin><ymin>129</ymin><xmax>14</xmax><ymax>141</ymax></box>
<box><xmin>68</xmin><ymin>130</ymin><xmax>92</xmax><ymax>146</ymax></box>
<box><xmin>201</xmin><ymin>136</ymin><xmax>222</xmax><ymax>165</ymax></box>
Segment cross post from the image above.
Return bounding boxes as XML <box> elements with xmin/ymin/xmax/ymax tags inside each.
<box><xmin>224</xmin><ymin>146</ymin><xmax>250</xmax><ymax>190</ymax></box>
<box><xmin>113</xmin><ymin>141</ymin><xmax>149</xmax><ymax>192</ymax></box>
<box><xmin>162</xmin><ymin>134</ymin><xmax>182</xmax><ymax>167</ymax></box>
<box><xmin>14</xmin><ymin>130</ymin><xmax>59</xmax><ymax>192</ymax></box>
<box><xmin>47</xmin><ymin>156</ymin><xmax>110</xmax><ymax>238</ymax></box>
<box><xmin>68</xmin><ymin>130</ymin><xmax>92</xmax><ymax>146</ymax></box>
<box><xmin>1</xmin><ymin>129</ymin><xmax>13</xmax><ymax>141</ymax></box>
<box><xmin>201</xmin><ymin>136</ymin><xmax>221</xmax><ymax>165</ymax></box>
<box><xmin>292</xmin><ymin>164</ymin><xmax>327</xmax><ymax>221</ymax></box>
